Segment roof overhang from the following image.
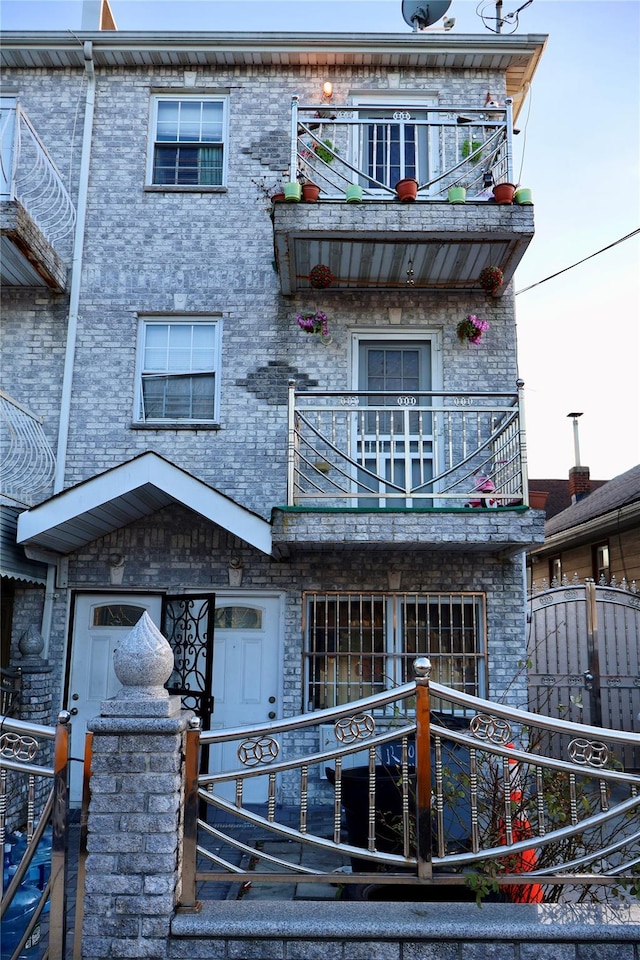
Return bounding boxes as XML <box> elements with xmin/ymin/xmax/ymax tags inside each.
<box><xmin>16</xmin><ymin>452</ymin><xmax>273</xmax><ymax>556</ymax></box>
<box><xmin>0</xmin><ymin>32</ymin><xmax>547</xmax><ymax>118</ymax></box>
<box><xmin>1</xmin><ymin>504</ymin><xmax>48</xmax><ymax>584</ymax></box>
<box><xmin>529</xmin><ymin>501</ymin><xmax>640</xmax><ymax>560</ymax></box>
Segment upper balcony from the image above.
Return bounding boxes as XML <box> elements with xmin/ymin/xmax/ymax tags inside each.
<box><xmin>0</xmin><ymin>100</ymin><xmax>75</xmax><ymax>291</ymax></box>
<box><xmin>271</xmin><ymin>381</ymin><xmax>545</xmax><ymax>557</ymax></box>
<box><xmin>273</xmin><ymin>98</ymin><xmax>533</xmax><ymax>296</ymax></box>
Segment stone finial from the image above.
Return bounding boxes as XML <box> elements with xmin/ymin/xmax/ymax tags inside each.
<box><xmin>113</xmin><ymin>611</ymin><xmax>174</xmax><ymax>701</ymax></box>
<box><xmin>19</xmin><ymin>624</ymin><xmax>45</xmax><ymax>660</ymax></box>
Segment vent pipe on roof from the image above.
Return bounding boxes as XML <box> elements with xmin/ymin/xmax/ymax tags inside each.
<box><xmin>81</xmin><ymin>0</ymin><xmax>117</xmax><ymax>30</ymax></box>
<box><xmin>567</xmin><ymin>412</ymin><xmax>591</xmax><ymax>504</ymax></box>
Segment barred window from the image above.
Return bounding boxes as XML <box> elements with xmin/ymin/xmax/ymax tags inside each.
<box><xmin>304</xmin><ymin>592</ymin><xmax>486</xmax><ymax>711</ymax></box>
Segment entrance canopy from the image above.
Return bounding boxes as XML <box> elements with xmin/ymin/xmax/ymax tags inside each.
<box><xmin>16</xmin><ymin>452</ymin><xmax>273</xmax><ymax>556</ymax></box>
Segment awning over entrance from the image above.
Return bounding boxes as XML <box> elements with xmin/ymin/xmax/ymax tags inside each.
<box><xmin>1</xmin><ymin>504</ymin><xmax>48</xmax><ymax>583</ymax></box>
<box><xmin>16</xmin><ymin>452</ymin><xmax>273</xmax><ymax>556</ymax></box>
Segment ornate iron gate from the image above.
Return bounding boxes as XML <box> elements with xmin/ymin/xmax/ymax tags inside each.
<box><xmin>163</xmin><ymin>594</ymin><xmax>216</xmax><ymax>728</ymax></box>
<box><xmin>527</xmin><ymin>580</ymin><xmax>640</xmax><ymax>769</ymax></box>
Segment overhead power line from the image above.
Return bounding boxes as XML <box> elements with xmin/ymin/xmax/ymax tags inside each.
<box><xmin>515</xmin><ymin>228</ymin><xmax>640</xmax><ymax>296</ymax></box>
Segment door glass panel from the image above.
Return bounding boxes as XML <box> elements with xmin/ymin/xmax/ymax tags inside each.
<box><xmin>214</xmin><ymin>606</ymin><xmax>263</xmax><ymax>629</ymax></box>
<box><xmin>357</xmin><ymin>340</ymin><xmax>433</xmax><ymax>504</ymax></box>
<box><xmin>359</xmin><ymin>108</ymin><xmax>428</xmax><ymax>189</ymax></box>
<box><xmin>92</xmin><ymin>604</ymin><xmax>147</xmax><ymax>627</ymax></box>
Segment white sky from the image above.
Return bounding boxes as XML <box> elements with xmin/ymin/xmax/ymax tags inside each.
<box><xmin>2</xmin><ymin>0</ymin><xmax>639</xmax><ymax>482</ymax></box>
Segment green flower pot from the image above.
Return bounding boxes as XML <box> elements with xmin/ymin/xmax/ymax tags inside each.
<box><xmin>448</xmin><ymin>186</ymin><xmax>466</xmax><ymax>204</ymax></box>
<box><xmin>345</xmin><ymin>184</ymin><xmax>363</xmax><ymax>203</ymax></box>
<box><xmin>514</xmin><ymin>187</ymin><xmax>533</xmax><ymax>205</ymax></box>
<box><xmin>284</xmin><ymin>181</ymin><xmax>302</xmax><ymax>202</ymax></box>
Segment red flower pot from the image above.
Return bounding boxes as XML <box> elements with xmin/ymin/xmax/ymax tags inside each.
<box><xmin>302</xmin><ymin>182</ymin><xmax>321</xmax><ymax>202</ymax></box>
<box><xmin>395</xmin><ymin>178</ymin><xmax>419</xmax><ymax>202</ymax></box>
<box><xmin>492</xmin><ymin>182</ymin><xmax>516</xmax><ymax>204</ymax></box>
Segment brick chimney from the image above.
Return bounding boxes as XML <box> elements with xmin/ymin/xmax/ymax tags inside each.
<box><xmin>568</xmin><ymin>465</ymin><xmax>591</xmax><ymax>504</ymax></box>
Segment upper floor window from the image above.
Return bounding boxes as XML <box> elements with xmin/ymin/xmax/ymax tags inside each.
<box><xmin>135</xmin><ymin>318</ymin><xmax>221</xmax><ymax>425</ymax></box>
<box><xmin>592</xmin><ymin>542</ymin><xmax>610</xmax><ymax>583</ymax></box>
<box><xmin>148</xmin><ymin>96</ymin><xmax>228</xmax><ymax>187</ymax></box>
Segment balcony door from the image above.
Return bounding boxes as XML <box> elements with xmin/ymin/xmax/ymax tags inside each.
<box><xmin>354</xmin><ymin>97</ymin><xmax>437</xmax><ymax>193</ymax></box>
<box><xmin>356</xmin><ymin>338</ymin><xmax>433</xmax><ymax>505</ymax></box>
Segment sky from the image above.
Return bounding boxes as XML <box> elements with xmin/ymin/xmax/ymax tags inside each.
<box><xmin>1</xmin><ymin>0</ymin><xmax>639</xmax><ymax>482</ymax></box>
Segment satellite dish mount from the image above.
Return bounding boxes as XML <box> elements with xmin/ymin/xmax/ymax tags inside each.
<box><xmin>401</xmin><ymin>0</ymin><xmax>452</xmax><ymax>31</ymax></box>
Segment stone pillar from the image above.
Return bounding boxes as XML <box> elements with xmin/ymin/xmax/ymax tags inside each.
<box><xmin>81</xmin><ymin>612</ymin><xmax>188</xmax><ymax>960</ymax></box>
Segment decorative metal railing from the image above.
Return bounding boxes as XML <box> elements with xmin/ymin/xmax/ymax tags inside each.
<box><xmin>179</xmin><ymin>659</ymin><xmax>640</xmax><ymax>908</ymax></box>
<box><xmin>288</xmin><ymin>97</ymin><xmax>513</xmax><ymax>200</ymax></box>
<box><xmin>0</xmin><ymin>103</ymin><xmax>76</xmax><ymax>247</ymax></box>
<box><xmin>0</xmin><ymin>390</ymin><xmax>56</xmax><ymax>506</ymax></box>
<box><xmin>287</xmin><ymin>381</ymin><xmax>528</xmax><ymax>508</ymax></box>
<box><xmin>0</xmin><ymin>712</ymin><xmax>72</xmax><ymax>960</ymax></box>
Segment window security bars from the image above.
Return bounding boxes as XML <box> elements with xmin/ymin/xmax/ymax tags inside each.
<box><xmin>180</xmin><ymin>662</ymin><xmax>640</xmax><ymax>907</ymax></box>
<box><xmin>0</xmin><ymin>713</ymin><xmax>71</xmax><ymax>960</ymax></box>
<box><xmin>304</xmin><ymin>592</ymin><xmax>486</xmax><ymax>710</ymax></box>
<box><xmin>287</xmin><ymin>383</ymin><xmax>527</xmax><ymax>508</ymax></box>
<box><xmin>0</xmin><ymin>104</ymin><xmax>76</xmax><ymax>247</ymax></box>
<box><xmin>288</xmin><ymin>98</ymin><xmax>514</xmax><ymax>200</ymax></box>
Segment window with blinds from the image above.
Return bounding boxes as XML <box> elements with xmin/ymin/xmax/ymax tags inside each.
<box><xmin>149</xmin><ymin>96</ymin><xmax>228</xmax><ymax>187</ymax></box>
<box><xmin>135</xmin><ymin>318</ymin><xmax>220</xmax><ymax>424</ymax></box>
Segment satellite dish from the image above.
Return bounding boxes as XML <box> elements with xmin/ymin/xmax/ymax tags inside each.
<box><xmin>402</xmin><ymin>0</ymin><xmax>452</xmax><ymax>30</ymax></box>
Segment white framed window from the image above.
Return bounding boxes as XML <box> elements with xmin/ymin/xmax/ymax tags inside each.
<box><xmin>304</xmin><ymin>592</ymin><xmax>486</xmax><ymax>711</ymax></box>
<box><xmin>147</xmin><ymin>95</ymin><xmax>228</xmax><ymax>187</ymax></box>
<box><xmin>134</xmin><ymin>318</ymin><xmax>221</xmax><ymax>424</ymax></box>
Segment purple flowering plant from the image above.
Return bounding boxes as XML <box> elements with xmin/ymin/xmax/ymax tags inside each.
<box><xmin>456</xmin><ymin>314</ymin><xmax>490</xmax><ymax>344</ymax></box>
<box><xmin>296</xmin><ymin>310</ymin><xmax>329</xmax><ymax>337</ymax></box>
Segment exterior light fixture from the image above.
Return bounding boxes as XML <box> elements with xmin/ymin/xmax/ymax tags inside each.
<box><xmin>322</xmin><ymin>81</ymin><xmax>333</xmax><ymax>101</ymax></box>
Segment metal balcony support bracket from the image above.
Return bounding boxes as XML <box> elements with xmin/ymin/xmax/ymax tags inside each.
<box><xmin>414</xmin><ymin>656</ymin><xmax>433</xmax><ymax>880</ymax></box>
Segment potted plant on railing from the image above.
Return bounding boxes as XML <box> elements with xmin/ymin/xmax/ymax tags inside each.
<box><xmin>492</xmin><ymin>182</ymin><xmax>516</xmax><ymax>204</ymax></box>
<box><xmin>395</xmin><ymin>178</ymin><xmax>419</xmax><ymax>202</ymax></box>
<box><xmin>301</xmin><ymin>180</ymin><xmax>321</xmax><ymax>202</ymax></box>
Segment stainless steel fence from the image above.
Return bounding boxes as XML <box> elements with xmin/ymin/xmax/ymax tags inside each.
<box><xmin>287</xmin><ymin>382</ymin><xmax>527</xmax><ymax>507</ymax></box>
<box><xmin>288</xmin><ymin>98</ymin><xmax>514</xmax><ymax>200</ymax></box>
<box><xmin>179</xmin><ymin>659</ymin><xmax>640</xmax><ymax>907</ymax></box>
<box><xmin>1</xmin><ymin>712</ymin><xmax>71</xmax><ymax>960</ymax></box>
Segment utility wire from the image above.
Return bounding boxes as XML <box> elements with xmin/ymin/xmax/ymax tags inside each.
<box><xmin>515</xmin><ymin>228</ymin><xmax>640</xmax><ymax>296</ymax></box>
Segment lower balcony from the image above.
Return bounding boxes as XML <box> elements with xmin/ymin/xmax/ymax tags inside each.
<box><xmin>271</xmin><ymin>382</ymin><xmax>544</xmax><ymax>557</ymax></box>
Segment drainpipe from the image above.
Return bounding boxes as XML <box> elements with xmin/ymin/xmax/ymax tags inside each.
<box><xmin>505</xmin><ymin>97</ymin><xmax>514</xmax><ymax>184</ymax></box>
<box><xmin>41</xmin><ymin>42</ymin><xmax>95</xmax><ymax>655</ymax></box>
<box><xmin>54</xmin><ymin>40</ymin><xmax>95</xmax><ymax>493</ymax></box>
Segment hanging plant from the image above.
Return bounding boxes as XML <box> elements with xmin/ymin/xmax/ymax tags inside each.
<box><xmin>309</xmin><ymin>264</ymin><xmax>334</xmax><ymax>289</ymax></box>
<box><xmin>478</xmin><ymin>265</ymin><xmax>504</xmax><ymax>295</ymax></box>
<box><xmin>456</xmin><ymin>314</ymin><xmax>490</xmax><ymax>345</ymax></box>
<box><xmin>296</xmin><ymin>310</ymin><xmax>330</xmax><ymax>340</ymax></box>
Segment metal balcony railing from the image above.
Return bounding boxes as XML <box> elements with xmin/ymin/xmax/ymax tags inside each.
<box><xmin>0</xmin><ymin>391</ymin><xmax>56</xmax><ymax>507</ymax></box>
<box><xmin>288</xmin><ymin>97</ymin><xmax>514</xmax><ymax>200</ymax></box>
<box><xmin>0</xmin><ymin>103</ymin><xmax>76</xmax><ymax>247</ymax></box>
<box><xmin>287</xmin><ymin>382</ymin><xmax>528</xmax><ymax>508</ymax></box>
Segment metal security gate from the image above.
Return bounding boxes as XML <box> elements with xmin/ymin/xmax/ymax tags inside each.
<box><xmin>163</xmin><ymin>594</ymin><xmax>216</xmax><ymax>727</ymax></box>
<box><xmin>527</xmin><ymin>580</ymin><xmax>640</xmax><ymax>769</ymax></box>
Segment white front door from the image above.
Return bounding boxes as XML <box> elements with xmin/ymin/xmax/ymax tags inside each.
<box><xmin>67</xmin><ymin>594</ymin><xmax>163</xmax><ymax>803</ymax></box>
<box><xmin>209</xmin><ymin>595</ymin><xmax>282</xmax><ymax>803</ymax></box>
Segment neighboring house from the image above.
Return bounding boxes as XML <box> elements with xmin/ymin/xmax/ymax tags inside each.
<box><xmin>528</xmin><ymin>465</ymin><xmax>640</xmax><ymax>588</ymax></box>
<box><xmin>526</xmin><ymin>465</ymin><xmax>640</xmax><ymax>756</ymax></box>
<box><xmin>0</xmin><ymin>20</ymin><xmax>547</xmax><ymax>803</ymax></box>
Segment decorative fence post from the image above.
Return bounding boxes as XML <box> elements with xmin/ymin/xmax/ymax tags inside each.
<box><xmin>81</xmin><ymin>612</ymin><xmax>190</xmax><ymax>960</ymax></box>
<box><xmin>414</xmin><ymin>656</ymin><xmax>433</xmax><ymax>880</ymax></box>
